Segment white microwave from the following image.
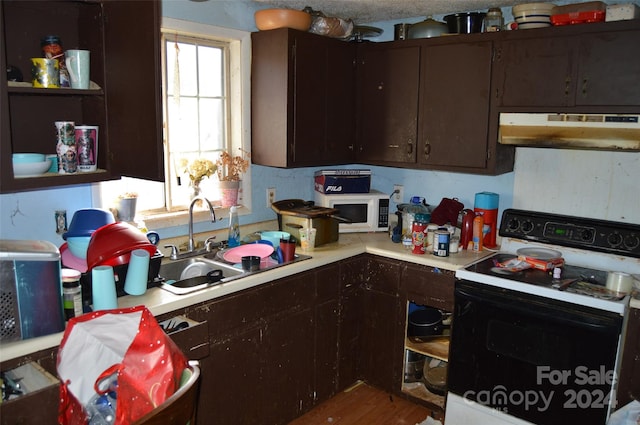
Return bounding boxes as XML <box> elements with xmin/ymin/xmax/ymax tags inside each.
<box><xmin>314</xmin><ymin>190</ymin><xmax>390</xmax><ymax>233</ymax></box>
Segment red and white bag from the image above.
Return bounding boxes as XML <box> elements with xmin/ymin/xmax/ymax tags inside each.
<box><xmin>57</xmin><ymin>306</ymin><xmax>188</xmax><ymax>425</ymax></box>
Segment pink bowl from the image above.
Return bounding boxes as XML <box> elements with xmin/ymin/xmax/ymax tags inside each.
<box><xmin>87</xmin><ymin>222</ymin><xmax>156</xmax><ymax>271</ymax></box>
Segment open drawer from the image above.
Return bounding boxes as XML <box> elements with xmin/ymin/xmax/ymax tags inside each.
<box><xmin>1</xmin><ymin>362</ymin><xmax>60</xmax><ymax>425</ymax></box>
<box><xmin>159</xmin><ymin>315</ymin><xmax>209</xmax><ymax>360</ymax></box>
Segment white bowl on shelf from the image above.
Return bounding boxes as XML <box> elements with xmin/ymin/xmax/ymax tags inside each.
<box><xmin>12</xmin><ymin>159</ymin><xmax>51</xmax><ymax>177</ymax></box>
<box><xmin>513</xmin><ymin>2</ymin><xmax>555</xmax><ymax>29</ymax></box>
<box><xmin>12</xmin><ymin>153</ymin><xmax>46</xmax><ymax>163</ymax></box>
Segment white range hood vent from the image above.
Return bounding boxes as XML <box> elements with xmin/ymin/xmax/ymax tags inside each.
<box><xmin>499</xmin><ymin>113</ymin><xmax>640</xmax><ymax>151</ymax></box>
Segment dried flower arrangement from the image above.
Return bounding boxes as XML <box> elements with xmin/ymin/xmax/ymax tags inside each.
<box><xmin>118</xmin><ymin>192</ymin><xmax>138</xmax><ymax>199</ymax></box>
<box><xmin>179</xmin><ymin>158</ymin><xmax>217</xmax><ymax>185</ymax></box>
<box><xmin>216</xmin><ymin>148</ymin><xmax>250</xmax><ymax>182</ymax></box>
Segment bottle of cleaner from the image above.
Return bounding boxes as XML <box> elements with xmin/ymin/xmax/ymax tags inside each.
<box><xmin>472</xmin><ymin>213</ymin><xmax>484</xmax><ymax>252</ymax></box>
<box><xmin>228</xmin><ymin>206</ymin><xmax>240</xmax><ymax>247</ymax></box>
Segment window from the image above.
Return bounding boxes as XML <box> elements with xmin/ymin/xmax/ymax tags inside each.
<box><xmin>97</xmin><ymin>19</ymin><xmax>251</xmax><ymax>221</ymax></box>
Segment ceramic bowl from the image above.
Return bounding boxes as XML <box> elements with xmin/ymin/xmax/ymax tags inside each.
<box><xmin>12</xmin><ymin>160</ymin><xmax>51</xmax><ymax>177</ymax></box>
<box><xmin>254</xmin><ymin>8</ymin><xmax>312</xmax><ymax>31</ymax></box>
<box><xmin>63</xmin><ymin>208</ymin><xmax>116</xmax><ymax>239</ymax></box>
<box><xmin>513</xmin><ymin>3</ymin><xmax>555</xmax><ymax>29</ymax></box>
<box><xmin>66</xmin><ymin>236</ymin><xmax>91</xmax><ymax>259</ymax></box>
<box><xmin>12</xmin><ymin>153</ymin><xmax>46</xmax><ymax>163</ymax></box>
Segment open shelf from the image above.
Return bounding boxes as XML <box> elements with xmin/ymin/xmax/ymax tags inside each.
<box><xmin>401</xmin><ymin>381</ymin><xmax>445</xmax><ymax>409</ymax></box>
<box><xmin>405</xmin><ymin>334</ymin><xmax>450</xmax><ymax>362</ymax></box>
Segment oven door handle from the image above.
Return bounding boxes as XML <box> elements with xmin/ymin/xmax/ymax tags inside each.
<box><xmin>455</xmin><ymin>283</ymin><xmax>623</xmax><ymax>332</ymax></box>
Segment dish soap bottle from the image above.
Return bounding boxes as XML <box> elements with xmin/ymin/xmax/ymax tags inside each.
<box><xmin>228</xmin><ymin>206</ymin><xmax>240</xmax><ymax>247</ymax></box>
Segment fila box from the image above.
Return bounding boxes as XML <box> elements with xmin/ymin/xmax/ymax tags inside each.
<box><xmin>314</xmin><ymin>169</ymin><xmax>371</xmax><ymax>194</ymax></box>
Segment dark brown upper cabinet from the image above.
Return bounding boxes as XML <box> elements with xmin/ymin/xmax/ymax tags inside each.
<box><xmin>493</xmin><ymin>20</ymin><xmax>640</xmax><ymax>112</ymax></box>
<box><xmin>0</xmin><ymin>0</ymin><xmax>163</xmax><ymax>194</ymax></box>
<box><xmin>251</xmin><ymin>28</ymin><xmax>357</xmax><ymax>168</ymax></box>
<box><xmin>356</xmin><ymin>43</ymin><xmax>420</xmax><ymax>165</ymax></box>
<box><xmin>417</xmin><ymin>40</ymin><xmax>512</xmax><ymax>173</ymax></box>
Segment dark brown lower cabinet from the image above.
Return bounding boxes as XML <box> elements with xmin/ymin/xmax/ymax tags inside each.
<box><xmin>0</xmin><ymin>255</ymin><xmax>452</xmax><ymax>424</ymax></box>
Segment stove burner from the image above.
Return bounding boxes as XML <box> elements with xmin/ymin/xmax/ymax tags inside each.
<box><xmin>490</xmin><ymin>267</ymin><xmax>522</xmax><ymax>275</ymax></box>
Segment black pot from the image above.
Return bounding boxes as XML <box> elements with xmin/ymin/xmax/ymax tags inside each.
<box><xmin>444</xmin><ymin>12</ymin><xmax>486</xmax><ymax>34</ymax></box>
<box><xmin>408</xmin><ymin>308</ymin><xmax>444</xmax><ymax>337</ymax></box>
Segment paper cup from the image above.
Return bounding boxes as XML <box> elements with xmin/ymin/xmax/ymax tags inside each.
<box><xmin>75</xmin><ymin>125</ymin><xmax>99</xmax><ymax>172</ymax></box>
<box><xmin>299</xmin><ymin>228</ymin><xmax>317</xmax><ymax>252</ymax></box>
<box><xmin>124</xmin><ymin>249</ymin><xmax>150</xmax><ymax>295</ymax></box>
<box><xmin>55</xmin><ymin>121</ymin><xmax>77</xmax><ymax>174</ymax></box>
<box><xmin>91</xmin><ymin>265</ymin><xmax>118</xmax><ymax>310</ymax></box>
<box><xmin>31</xmin><ymin>57</ymin><xmax>59</xmax><ymax>88</ymax></box>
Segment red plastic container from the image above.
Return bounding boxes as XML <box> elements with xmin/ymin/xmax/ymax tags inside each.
<box><xmin>551</xmin><ymin>10</ymin><xmax>606</xmax><ymax>25</ymax></box>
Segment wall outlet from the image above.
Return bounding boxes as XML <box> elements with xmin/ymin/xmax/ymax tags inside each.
<box><xmin>392</xmin><ymin>185</ymin><xmax>403</xmax><ymax>203</ymax></box>
<box><xmin>267</xmin><ymin>187</ymin><xmax>276</xmax><ymax>208</ymax></box>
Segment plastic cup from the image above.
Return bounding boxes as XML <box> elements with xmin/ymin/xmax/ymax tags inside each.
<box><xmin>280</xmin><ymin>239</ymin><xmax>296</xmax><ymax>262</ymax></box>
<box><xmin>241</xmin><ymin>255</ymin><xmax>261</xmax><ymax>272</ymax></box>
<box><xmin>299</xmin><ymin>228</ymin><xmax>317</xmax><ymax>252</ymax></box>
<box><xmin>124</xmin><ymin>249</ymin><xmax>150</xmax><ymax>295</ymax></box>
<box><xmin>91</xmin><ymin>265</ymin><xmax>118</xmax><ymax>310</ymax></box>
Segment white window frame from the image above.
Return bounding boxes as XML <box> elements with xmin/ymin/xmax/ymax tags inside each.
<box><xmin>95</xmin><ymin>18</ymin><xmax>251</xmax><ymax>228</ymax></box>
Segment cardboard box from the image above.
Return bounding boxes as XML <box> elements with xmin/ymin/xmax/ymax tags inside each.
<box><xmin>314</xmin><ymin>169</ymin><xmax>371</xmax><ymax>194</ymax></box>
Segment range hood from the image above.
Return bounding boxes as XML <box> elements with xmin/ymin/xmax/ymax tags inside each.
<box><xmin>499</xmin><ymin>113</ymin><xmax>640</xmax><ymax>151</ymax></box>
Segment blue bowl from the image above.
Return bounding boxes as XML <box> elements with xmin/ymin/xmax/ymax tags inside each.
<box><xmin>260</xmin><ymin>231</ymin><xmax>290</xmax><ymax>247</ymax></box>
<box><xmin>66</xmin><ymin>236</ymin><xmax>91</xmax><ymax>259</ymax></box>
<box><xmin>12</xmin><ymin>153</ymin><xmax>46</xmax><ymax>164</ymax></box>
<box><xmin>63</xmin><ymin>208</ymin><xmax>116</xmax><ymax>239</ymax></box>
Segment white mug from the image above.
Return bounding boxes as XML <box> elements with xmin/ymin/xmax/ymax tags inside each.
<box><xmin>65</xmin><ymin>49</ymin><xmax>90</xmax><ymax>89</ymax></box>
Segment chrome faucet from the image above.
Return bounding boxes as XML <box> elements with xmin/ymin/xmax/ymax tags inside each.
<box><xmin>163</xmin><ymin>196</ymin><xmax>217</xmax><ymax>260</ymax></box>
<box><xmin>188</xmin><ymin>195</ymin><xmax>216</xmax><ymax>252</ymax></box>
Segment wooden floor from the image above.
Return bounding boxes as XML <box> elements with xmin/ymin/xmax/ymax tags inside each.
<box><xmin>288</xmin><ymin>382</ymin><xmax>433</xmax><ymax>425</ymax></box>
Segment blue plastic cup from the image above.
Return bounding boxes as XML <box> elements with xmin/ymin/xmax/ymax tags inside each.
<box><xmin>91</xmin><ymin>265</ymin><xmax>118</xmax><ymax>310</ymax></box>
<box><xmin>124</xmin><ymin>249</ymin><xmax>150</xmax><ymax>295</ymax></box>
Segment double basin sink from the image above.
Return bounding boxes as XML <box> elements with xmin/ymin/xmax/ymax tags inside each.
<box><xmin>158</xmin><ymin>250</ymin><xmax>311</xmax><ymax>295</ymax></box>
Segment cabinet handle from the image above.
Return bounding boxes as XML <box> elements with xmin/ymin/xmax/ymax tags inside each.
<box><xmin>565</xmin><ymin>77</ymin><xmax>571</xmax><ymax>95</ymax></box>
<box><xmin>582</xmin><ymin>78</ymin><xmax>588</xmax><ymax>96</ymax></box>
<box><xmin>424</xmin><ymin>141</ymin><xmax>431</xmax><ymax>157</ymax></box>
<box><xmin>348</xmin><ymin>144</ymin><xmax>354</xmax><ymax>151</ymax></box>
<box><xmin>407</xmin><ymin>140</ymin><xmax>413</xmax><ymax>155</ymax></box>
<box><xmin>388</xmin><ymin>144</ymin><xmax>400</xmax><ymax>149</ymax></box>
<box><xmin>378</xmin><ymin>82</ymin><xmax>384</xmax><ymax>90</ymax></box>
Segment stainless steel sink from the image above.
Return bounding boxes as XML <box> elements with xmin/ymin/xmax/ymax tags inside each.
<box><xmin>159</xmin><ymin>256</ymin><xmax>244</xmax><ymax>295</ymax></box>
<box><xmin>158</xmin><ymin>249</ymin><xmax>312</xmax><ymax>295</ymax></box>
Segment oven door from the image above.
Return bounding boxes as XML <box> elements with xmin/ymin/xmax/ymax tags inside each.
<box><xmin>447</xmin><ymin>280</ymin><xmax>623</xmax><ymax>425</ymax></box>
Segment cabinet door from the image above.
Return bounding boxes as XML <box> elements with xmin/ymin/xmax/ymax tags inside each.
<box><xmin>495</xmin><ymin>37</ymin><xmax>576</xmax><ymax>108</ymax></box>
<box><xmin>103</xmin><ymin>0</ymin><xmax>163</xmax><ymax>181</ymax></box>
<box><xmin>315</xmin><ymin>264</ymin><xmax>341</xmax><ymax>401</ymax></box>
<box><xmin>357</xmin><ymin>43</ymin><xmax>419</xmax><ymax>164</ymax></box>
<box><xmin>251</xmin><ymin>29</ymin><xmax>355</xmax><ymax>168</ymax></box>
<box><xmin>292</xmin><ymin>33</ymin><xmax>332</xmax><ymax>166</ymax></box>
<box><xmin>338</xmin><ymin>255</ymin><xmax>366</xmax><ymax>389</ymax></box>
<box><xmin>418</xmin><ymin>41</ymin><xmax>493</xmax><ymax>169</ymax></box>
<box><xmin>358</xmin><ymin>257</ymin><xmax>404</xmax><ymax>393</ymax></box>
<box><xmin>577</xmin><ymin>30</ymin><xmax>640</xmax><ymax>106</ymax></box>
<box><xmin>402</xmin><ymin>264</ymin><xmax>455</xmax><ymax>312</ymax></box>
<box><xmin>200</xmin><ymin>328</ymin><xmax>263</xmax><ymax>425</ymax></box>
<box><xmin>262</xmin><ymin>308</ymin><xmax>316</xmax><ymax>423</ymax></box>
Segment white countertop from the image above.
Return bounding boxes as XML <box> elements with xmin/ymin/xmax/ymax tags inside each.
<box><xmin>0</xmin><ymin>233</ymin><xmax>494</xmax><ymax>363</ymax></box>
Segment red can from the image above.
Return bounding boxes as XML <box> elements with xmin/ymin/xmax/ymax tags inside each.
<box><xmin>411</xmin><ymin>214</ymin><xmax>429</xmax><ymax>254</ymax></box>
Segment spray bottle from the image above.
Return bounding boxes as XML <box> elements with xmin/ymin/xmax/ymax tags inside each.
<box><xmin>228</xmin><ymin>206</ymin><xmax>240</xmax><ymax>247</ymax></box>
